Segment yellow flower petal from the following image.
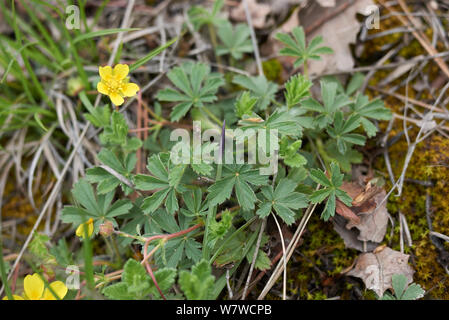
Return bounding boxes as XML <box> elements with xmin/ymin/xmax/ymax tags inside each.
<box><xmin>99</xmin><ymin>65</ymin><xmax>112</xmax><ymax>79</ymax></box>
<box><xmin>76</xmin><ymin>218</ymin><xmax>94</xmax><ymax>238</ymax></box>
<box><xmin>3</xmin><ymin>295</ymin><xmax>24</xmax><ymax>300</ymax></box>
<box><xmin>97</xmin><ymin>81</ymin><xmax>109</xmax><ymax>95</ymax></box>
<box><xmin>24</xmin><ymin>274</ymin><xmax>44</xmax><ymax>300</ymax></box>
<box><xmin>109</xmin><ymin>92</ymin><xmax>124</xmax><ymax>106</ymax></box>
<box><xmin>113</xmin><ymin>64</ymin><xmax>129</xmax><ymax>80</ymax></box>
<box><xmin>42</xmin><ymin>281</ymin><xmax>68</xmax><ymax>300</ymax></box>
<box><xmin>121</xmin><ymin>82</ymin><xmax>139</xmax><ymax>97</ymax></box>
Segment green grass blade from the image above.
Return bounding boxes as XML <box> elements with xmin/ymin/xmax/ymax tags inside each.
<box><xmin>73</xmin><ymin>28</ymin><xmax>140</xmax><ymax>44</ymax></box>
<box><xmin>129</xmin><ymin>36</ymin><xmax>179</xmax><ymax>72</ymax></box>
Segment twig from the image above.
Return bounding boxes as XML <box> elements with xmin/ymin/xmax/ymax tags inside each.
<box><xmin>242</xmin><ymin>0</ymin><xmax>263</xmax><ymax>77</ymax></box>
<box><xmin>271</xmin><ymin>213</ymin><xmax>287</xmax><ymax>300</ymax></box>
<box><xmin>241</xmin><ymin>218</ymin><xmax>266</xmax><ymax>300</ymax></box>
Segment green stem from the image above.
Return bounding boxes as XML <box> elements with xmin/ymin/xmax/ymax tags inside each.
<box><xmin>315</xmin><ymin>138</ymin><xmax>332</xmax><ymax>172</ymax></box>
<box><xmin>209</xmin><ymin>216</ymin><xmax>256</xmax><ymax>264</ymax></box>
<box><xmin>207</xmin><ymin>24</ymin><xmax>223</xmax><ymax>71</ymax></box>
<box><xmin>202</xmin><ymin>162</ymin><xmax>223</xmax><ymax>260</ymax></box>
<box><xmin>202</xmin><ymin>106</ymin><xmax>223</xmax><ymax>127</ymax></box>
<box><xmin>303</xmin><ymin>62</ymin><xmax>308</xmax><ymax>80</ymax></box>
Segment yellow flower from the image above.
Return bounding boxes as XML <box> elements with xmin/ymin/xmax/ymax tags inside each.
<box><xmin>76</xmin><ymin>218</ymin><xmax>94</xmax><ymax>238</ymax></box>
<box><xmin>2</xmin><ymin>274</ymin><xmax>68</xmax><ymax>300</ymax></box>
<box><xmin>97</xmin><ymin>64</ymin><xmax>140</xmax><ymax>106</ymax></box>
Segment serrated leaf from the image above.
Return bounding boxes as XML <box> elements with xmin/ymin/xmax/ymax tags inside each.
<box><xmin>179</xmin><ymin>260</ymin><xmax>215</xmax><ymax>300</ymax></box>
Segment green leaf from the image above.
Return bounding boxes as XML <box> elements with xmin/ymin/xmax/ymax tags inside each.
<box><xmin>279</xmin><ymin>137</ymin><xmax>307</xmax><ymax>168</ymax></box>
<box><xmin>103</xmin><ymin>283</ymin><xmax>135</xmax><ymax>300</ymax></box>
<box><xmin>216</xmin><ymin>22</ymin><xmax>253</xmax><ymax>60</ymax></box>
<box><xmin>122</xmin><ymin>259</ymin><xmax>151</xmax><ymax>294</ymax></box>
<box><xmin>350</xmin><ymin>94</ymin><xmax>392</xmax><ymax>137</ymax></box>
<box><xmin>285</xmin><ymin>74</ymin><xmax>312</xmax><ymax>108</ymax></box>
<box><xmin>235</xmin><ymin>91</ymin><xmax>258</xmax><ymax>118</ymax></box>
<box><xmin>130</xmin><ymin>36</ymin><xmax>178</xmax><ymax>72</ymax></box>
<box><xmin>232</xmin><ymin>75</ymin><xmax>278</xmax><ymax>111</ymax></box>
<box><xmin>309</xmin><ymin>162</ymin><xmax>352</xmax><ymax>221</ymax></box>
<box><xmin>276</xmin><ymin>26</ymin><xmax>333</xmax><ymax>69</ymax></box>
<box><xmin>207</xmin><ymin>165</ymin><xmax>268</xmax><ymax>210</ymax></box>
<box><xmin>150</xmin><ymin>268</ymin><xmax>177</xmax><ymax>296</ymax></box>
<box><xmin>157</xmin><ymin>62</ymin><xmax>224</xmax><ymax>122</ymax></box>
<box><xmin>256</xmin><ymin>178</ymin><xmax>308</xmax><ymax>225</ymax></box>
<box><xmin>179</xmin><ymin>260</ymin><xmax>215</xmax><ymax>300</ymax></box>
<box><xmin>188</xmin><ymin>0</ymin><xmax>226</xmax><ymax>30</ymax></box>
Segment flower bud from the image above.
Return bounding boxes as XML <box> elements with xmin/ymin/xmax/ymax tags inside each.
<box><xmin>99</xmin><ymin>220</ymin><xmax>114</xmax><ymax>237</ymax></box>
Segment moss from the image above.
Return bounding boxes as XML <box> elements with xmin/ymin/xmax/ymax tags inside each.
<box><xmin>262</xmin><ymin>59</ymin><xmax>283</xmax><ymax>84</ymax></box>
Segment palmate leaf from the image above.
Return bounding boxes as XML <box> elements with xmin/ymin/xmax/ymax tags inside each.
<box><xmin>301</xmin><ymin>81</ymin><xmax>352</xmax><ymax>129</ymax></box>
<box><xmin>325</xmin><ymin>140</ymin><xmax>363</xmax><ymax>173</ymax></box>
<box><xmin>232</xmin><ymin>75</ymin><xmax>278</xmax><ymax>111</ymax></box>
<box><xmin>86</xmin><ymin>148</ymin><xmax>137</xmax><ymax>195</ymax></box>
<box><xmin>326</xmin><ymin>111</ymin><xmax>366</xmax><ymax>154</ymax></box>
<box><xmin>134</xmin><ymin>153</ymin><xmax>186</xmax><ymax>214</ymax></box>
<box><xmin>380</xmin><ymin>274</ymin><xmax>425</xmax><ymax>300</ymax></box>
<box><xmin>216</xmin><ymin>22</ymin><xmax>253</xmax><ymax>60</ymax></box>
<box><xmin>256</xmin><ymin>178</ymin><xmax>308</xmax><ymax>225</ymax></box>
<box><xmin>188</xmin><ymin>0</ymin><xmax>226</xmax><ymax>30</ymax></box>
<box><xmin>275</xmin><ymin>26</ymin><xmax>333</xmax><ymax>69</ymax></box>
<box><xmin>150</xmin><ymin>209</ymin><xmax>202</xmax><ymax>268</ymax></box>
<box><xmin>206</xmin><ymin>164</ymin><xmax>268</xmax><ymax>211</ymax></box>
<box><xmin>350</xmin><ymin>94</ymin><xmax>392</xmax><ymax>137</ymax></box>
<box><xmin>309</xmin><ymin>162</ymin><xmax>352</xmax><ymax>221</ymax></box>
<box><xmin>157</xmin><ymin>62</ymin><xmax>225</xmax><ymax>121</ymax></box>
<box><xmin>61</xmin><ymin>179</ymin><xmax>132</xmax><ymax>229</ymax></box>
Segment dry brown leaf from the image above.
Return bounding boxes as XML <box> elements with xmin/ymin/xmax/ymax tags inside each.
<box><xmin>332</xmin><ymin>168</ymin><xmax>389</xmax><ymax>250</ymax></box>
<box><xmin>333</xmin><ymin>215</ymin><xmax>379</xmax><ymax>252</ymax></box>
<box><xmin>346</xmin><ymin>190</ymin><xmax>389</xmax><ymax>243</ymax></box>
<box><xmin>336</xmin><ymin>199</ymin><xmax>360</xmax><ymax>224</ymax></box>
<box><xmin>347</xmin><ymin>247</ymin><xmax>415</xmax><ymax>297</ymax></box>
<box><xmin>230</xmin><ymin>0</ymin><xmax>272</xmax><ymax>29</ymax></box>
<box><xmin>301</xmin><ymin>0</ymin><xmax>374</xmax><ymax>75</ymax></box>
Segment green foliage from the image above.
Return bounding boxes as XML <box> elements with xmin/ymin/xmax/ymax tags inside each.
<box><xmin>134</xmin><ymin>153</ymin><xmax>186</xmax><ymax>214</ymax></box>
<box><xmin>179</xmin><ymin>260</ymin><xmax>215</xmax><ymax>300</ymax></box>
<box><xmin>380</xmin><ymin>274</ymin><xmax>425</xmax><ymax>300</ymax></box>
<box><xmin>56</xmin><ymin>14</ymin><xmax>395</xmax><ymax>301</ymax></box>
<box><xmin>61</xmin><ymin>179</ymin><xmax>132</xmax><ymax>229</ymax></box>
<box><xmin>206</xmin><ymin>164</ymin><xmax>268</xmax><ymax>211</ymax></box>
<box><xmin>309</xmin><ymin>162</ymin><xmax>352</xmax><ymax>221</ymax></box>
<box><xmin>257</xmin><ymin>178</ymin><xmax>308</xmax><ymax>225</ymax></box>
<box><xmin>216</xmin><ymin>22</ymin><xmax>253</xmax><ymax>60</ymax></box>
<box><xmin>275</xmin><ymin>26</ymin><xmax>333</xmax><ymax>71</ymax></box>
<box><xmin>327</xmin><ymin>111</ymin><xmax>365</xmax><ymax>155</ymax></box>
<box><xmin>156</xmin><ymin>62</ymin><xmax>225</xmax><ymax>121</ymax></box>
<box><xmin>232</xmin><ymin>75</ymin><xmax>278</xmax><ymax>111</ymax></box>
<box><xmin>350</xmin><ymin>94</ymin><xmax>392</xmax><ymax>138</ymax></box>
<box><xmin>285</xmin><ymin>74</ymin><xmax>312</xmax><ymax>108</ymax></box>
<box><xmin>103</xmin><ymin>259</ymin><xmax>176</xmax><ymax>300</ymax></box>
<box><xmin>235</xmin><ymin>91</ymin><xmax>258</xmax><ymax>118</ymax></box>
<box><xmin>279</xmin><ymin>137</ymin><xmax>308</xmax><ymax>168</ymax></box>
<box><xmin>302</xmin><ymin>81</ymin><xmax>352</xmax><ymax>129</ymax></box>
<box><xmin>188</xmin><ymin>0</ymin><xmax>226</xmax><ymax>30</ymax></box>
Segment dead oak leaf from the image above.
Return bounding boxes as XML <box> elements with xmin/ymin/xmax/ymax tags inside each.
<box><xmin>347</xmin><ymin>247</ymin><xmax>415</xmax><ymax>297</ymax></box>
